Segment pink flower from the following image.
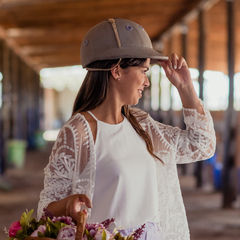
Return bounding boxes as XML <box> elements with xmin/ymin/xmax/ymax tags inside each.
<box><xmin>57</xmin><ymin>225</ymin><xmax>76</xmax><ymax>240</ymax></box>
<box><xmin>30</xmin><ymin>225</ymin><xmax>46</xmax><ymax>237</ymax></box>
<box><xmin>94</xmin><ymin>228</ymin><xmax>112</xmax><ymax>240</ymax></box>
<box><xmin>83</xmin><ymin>235</ymin><xmax>88</xmax><ymax>240</ymax></box>
<box><xmin>8</xmin><ymin>221</ymin><xmax>22</xmax><ymax>237</ymax></box>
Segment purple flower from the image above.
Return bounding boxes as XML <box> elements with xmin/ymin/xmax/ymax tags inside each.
<box><xmin>8</xmin><ymin>221</ymin><xmax>22</xmax><ymax>237</ymax></box>
<box><xmin>52</xmin><ymin>216</ymin><xmax>75</xmax><ymax>226</ymax></box>
<box><xmin>30</xmin><ymin>225</ymin><xmax>46</xmax><ymax>237</ymax></box>
<box><xmin>85</xmin><ymin>222</ymin><xmax>105</xmax><ymax>233</ymax></box>
<box><xmin>89</xmin><ymin>229</ymin><xmax>96</xmax><ymax>236</ymax></box>
<box><xmin>94</xmin><ymin>228</ymin><xmax>112</xmax><ymax>240</ymax></box>
<box><xmin>101</xmin><ymin>218</ymin><xmax>115</xmax><ymax>229</ymax></box>
<box><xmin>57</xmin><ymin>225</ymin><xmax>76</xmax><ymax>240</ymax></box>
<box><xmin>84</xmin><ymin>222</ymin><xmax>113</xmax><ymax>240</ymax></box>
<box><xmin>132</xmin><ymin>224</ymin><xmax>145</xmax><ymax>240</ymax></box>
<box><xmin>42</xmin><ymin>208</ymin><xmax>54</xmax><ymax>220</ymax></box>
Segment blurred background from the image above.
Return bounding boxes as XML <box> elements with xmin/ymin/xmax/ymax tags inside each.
<box><xmin>0</xmin><ymin>0</ymin><xmax>240</xmax><ymax>239</ymax></box>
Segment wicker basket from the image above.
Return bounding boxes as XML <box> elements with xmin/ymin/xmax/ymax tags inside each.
<box><xmin>24</xmin><ymin>212</ymin><xmax>86</xmax><ymax>240</ymax></box>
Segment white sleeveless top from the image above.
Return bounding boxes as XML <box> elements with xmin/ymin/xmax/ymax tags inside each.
<box><xmin>88</xmin><ymin>111</ymin><xmax>159</xmax><ymax>229</ymax></box>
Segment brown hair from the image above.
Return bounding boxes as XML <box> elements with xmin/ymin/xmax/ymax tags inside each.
<box><xmin>72</xmin><ymin>59</ymin><xmax>162</xmax><ymax>163</ymax></box>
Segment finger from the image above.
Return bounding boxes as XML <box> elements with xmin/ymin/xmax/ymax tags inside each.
<box><xmin>159</xmin><ymin>59</ymin><xmax>173</xmax><ymax>77</ymax></box>
<box><xmin>171</xmin><ymin>53</ymin><xmax>179</xmax><ymax>70</ymax></box>
<box><xmin>178</xmin><ymin>56</ymin><xmax>188</xmax><ymax>69</ymax></box>
<box><xmin>82</xmin><ymin>209</ymin><xmax>89</xmax><ymax>219</ymax></box>
<box><xmin>167</xmin><ymin>57</ymin><xmax>173</xmax><ymax>70</ymax></box>
<box><xmin>79</xmin><ymin>194</ymin><xmax>93</xmax><ymax>208</ymax></box>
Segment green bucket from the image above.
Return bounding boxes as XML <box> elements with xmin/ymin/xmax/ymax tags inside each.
<box><xmin>7</xmin><ymin>140</ymin><xmax>27</xmax><ymax>169</ymax></box>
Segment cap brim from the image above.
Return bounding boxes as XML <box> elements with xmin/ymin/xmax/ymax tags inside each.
<box><xmin>83</xmin><ymin>47</ymin><xmax>168</xmax><ymax>67</ymax></box>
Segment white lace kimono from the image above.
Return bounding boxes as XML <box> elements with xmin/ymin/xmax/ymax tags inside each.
<box><xmin>38</xmin><ymin>102</ymin><xmax>216</xmax><ymax>240</ymax></box>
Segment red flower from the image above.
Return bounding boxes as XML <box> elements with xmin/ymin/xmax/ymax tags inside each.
<box><xmin>8</xmin><ymin>221</ymin><xmax>22</xmax><ymax>237</ymax></box>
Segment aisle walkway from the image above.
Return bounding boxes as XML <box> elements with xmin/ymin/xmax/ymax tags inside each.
<box><xmin>0</xmin><ymin>143</ymin><xmax>239</xmax><ymax>240</ymax></box>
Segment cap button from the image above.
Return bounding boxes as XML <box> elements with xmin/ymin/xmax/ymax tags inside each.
<box><xmin>84</xmin><ymin>39</ymin><xmax>89</xmax><ymax>47</ymax></box>
<box><xmin>125</xmin><ymin>25</ymin><xmax>133</xmax><ymax>31</ymax></box>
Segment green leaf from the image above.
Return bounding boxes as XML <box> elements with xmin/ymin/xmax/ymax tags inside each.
<box><xmin>83</xmin><ymin>229</ymin><xmax>94</xmax><ymax>240</ymax></box>
<box><xmin>113</xmin><ymin>232</ymin><xmax>127</xmax><ymax>240</ymax></box>
<box><xmin>28</xmin><ymin>218</ymin><xmax>38</xmax><ymax>234</ymax></box>
<box><xmin>19</xmin><ymin>209</ymin><xmax>34</xmax><ymax>229</ymax></box>
<box><xmin>14</xmin><ymin>231</ymin><xmax>29</xmax><ymax>240</ymax></box>
<box><xmin>114</xmin><ymin>232</ymin><xmax>121</xmax><ymax>239</ymax></box>
<box><xmin>102</xmin><ymin>229</ymin><xmax>106</xmax><ymax>240</ymax></box>
<box><xmin>126</xmin><ymin>236</ymin><xmax>134</xmax><ymax>240</ymax></box>
<box><xmin>44</xmin><ymin>224</ymin><xmax>52</xmax><ymax>237</ymax></box>
<box><xmin>37</xmin><ymin>219</ymin><xmax>47</xmax><ymax>227</ymax></box>
<box><xmin>37</xmin><ymin>231</ymin><xmax>45</xmax><ymax>237</ymax></box>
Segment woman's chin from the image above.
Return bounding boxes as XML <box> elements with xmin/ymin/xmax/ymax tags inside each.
<box><xmin>130</xmin><ymin>100</ymin><xmax>139</xmax><ymax>106</ymax></box>
<box><xmin>123</xmin><ymin>97</ymin><xmax>140</xmax><ymax>106</ymax></box>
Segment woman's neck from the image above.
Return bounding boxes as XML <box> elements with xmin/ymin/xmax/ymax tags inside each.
<box><xmin>90</xmin><ymin>95</ymin><xmax>124</xmax><ymax>124</ymax></box>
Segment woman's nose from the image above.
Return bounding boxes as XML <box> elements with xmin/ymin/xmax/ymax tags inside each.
<box><xmin>144</xmin><ymin>76</ymin><xmax>150</xmax><ymax>87</ymax></box>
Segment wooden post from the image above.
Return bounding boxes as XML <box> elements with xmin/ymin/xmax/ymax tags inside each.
<box><xmin>222</xmin><ymin>0</ymin><xmax>237</xmax><ymax>208</ymax></box>
<box><xmin>34</xmin><ymin>72</ymin><xmax>41</xmax><ymax>131</ymax></box>
<box><xmin>198</xmin><ymin>10</ymin><xmax>205</xmax><ymax>105</ymax></box>
<box><xmin>181</xmin><ymin>23</ymin><xmax>188</xmax><ymax>62</ymax></box>
<box><xmin>180</xmin><ymin>23</ymin><xmax>188</xmax><ymax>175</ymax></box>
<box><xmin>168</xmin><ymin>36</ymin><xmax>173</xmax><ymax>126</ymax></box>
<box><xmin>26</xmin><ymin>67</ymin><xmax>39</xmax><ymax>149</ymax></box>
<box><xmin>195</xmin><ymin>9</ymin><xmax>205</xmax><ymax>188</ymax></box>
<box><xmin>0</xmin><ymin>40</ymin><xmax>5</xmax><ymax>174</ymax></box>
<box><xmin>10</xmin><ymin>51</ymin><xmax>20</xmax><ymax>139</ymax></box>
<box><xmin>38</xmin><ymin>74</ymin><xmax>44</xmax><ymax>131</ymax></box>
<box><xmin>2</xmin><ymin>43</ymin><xmax>11</xmax><ymax>143</ymax></box>
<box><xmin>17</xmin><ymin>60</ymin><xmax>28</xmax><ymax>140</ymax></box>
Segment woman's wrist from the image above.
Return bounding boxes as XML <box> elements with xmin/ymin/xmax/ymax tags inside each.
<box><xmin>178</xmin><ymin>84</ymin><xmax>204</xmax><ymax>114</ymax></box>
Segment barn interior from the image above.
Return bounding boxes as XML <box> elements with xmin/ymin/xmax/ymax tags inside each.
<box><xmin>0</xmin><ymin>0</ymin><xmax>240</xmax><ymax>239</ymax></box>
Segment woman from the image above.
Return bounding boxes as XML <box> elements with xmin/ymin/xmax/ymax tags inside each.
<box><xmin>38</xmin><ymin>18</ymin><xmax>216</xmax><ymax>240</ymax></box>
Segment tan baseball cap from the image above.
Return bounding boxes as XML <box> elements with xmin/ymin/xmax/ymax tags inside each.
<box><xmin>80</xmin><ymin>18</ymin><xmax>168</xmax><ymax>69</ymax></box>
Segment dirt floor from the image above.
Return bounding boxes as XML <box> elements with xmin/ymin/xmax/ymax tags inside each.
<box><xmin>0</xmin><ymin>142</ymin><xmax>239</xmax><ymax>240</ymax></box>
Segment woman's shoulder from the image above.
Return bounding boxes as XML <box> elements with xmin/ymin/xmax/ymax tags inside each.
<box><xmin>59</xmin><ymin>112</ymin><xmax>91</xmax><ymax>137</ymax></box>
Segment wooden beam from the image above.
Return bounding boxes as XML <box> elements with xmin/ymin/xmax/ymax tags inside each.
<box><xmin>157</xmin><ymin>0</ymin><xmax>220</xmax><ymax>42</ymax></box>
<box><xmin>0</xmin><ymin>26</ymin><xmax>40</xmax><ymax>72</ymax></box>
<box><xmin>21</xmin><ymin>43</ymin><xmax>81</xmax><ymax>56</ymax></box>
<box><xmin>30</xmin><ymin>52</ymin><xmax>80</xmax><ymax>65</ymax></box>
<box><xmin>0</xmin><ymin>0</ymin><xmax>201</xmax><ymax>32</ymax></box>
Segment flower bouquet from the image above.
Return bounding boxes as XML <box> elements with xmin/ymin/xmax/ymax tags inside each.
<box><xmin>4</xmin><ymin>209</ymin><xmax>145</xmax><ymax>240</ymax></box>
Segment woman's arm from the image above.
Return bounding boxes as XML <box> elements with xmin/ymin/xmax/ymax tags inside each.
<box><xmin>38</xmin><ymin>119</ymin><xmax>92</xmax><ymax>221</ymax></box>
<box><xmin>144</xmin><ymin>53</ymin><xmax>216</xmax><ymax>164</ymax></box>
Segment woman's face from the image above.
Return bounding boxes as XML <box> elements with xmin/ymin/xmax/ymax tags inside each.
<box><xmin>118</xmin><ymin>58</ymin><xmax>150</xmax><ymax>105</ymax></box>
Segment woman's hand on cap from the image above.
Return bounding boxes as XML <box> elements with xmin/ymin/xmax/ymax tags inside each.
<box><xmin>158</xmin><ymin>53</ymin><xmax>192</xmax><ymax>90</ymax></box>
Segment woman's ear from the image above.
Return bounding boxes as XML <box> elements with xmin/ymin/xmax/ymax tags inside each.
<box><xmin>111</xmin><ymin>65</ymin><xmax>121</xmax><ymax>81</ymax></box>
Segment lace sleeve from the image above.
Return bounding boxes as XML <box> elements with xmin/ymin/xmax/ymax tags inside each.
<box><xmin>144</xmin><ymin>101</ymin><xmax>216</xmax><ymax>164</ymax></box>
<box><xmin>37</xmin><ymin>119</ymin><xmax>80</xmax><ymax>219</ymax></box>
<box><xmin>175</xmin><ymin>101</ymin><xmax>216</xmax><ymax>163</ymax></box>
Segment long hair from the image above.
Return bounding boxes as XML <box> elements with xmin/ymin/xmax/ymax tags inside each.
<box><xmin>72</xmin><ymin>58</ymin><xmax>162</xmax><ymax>163</ymax></box>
